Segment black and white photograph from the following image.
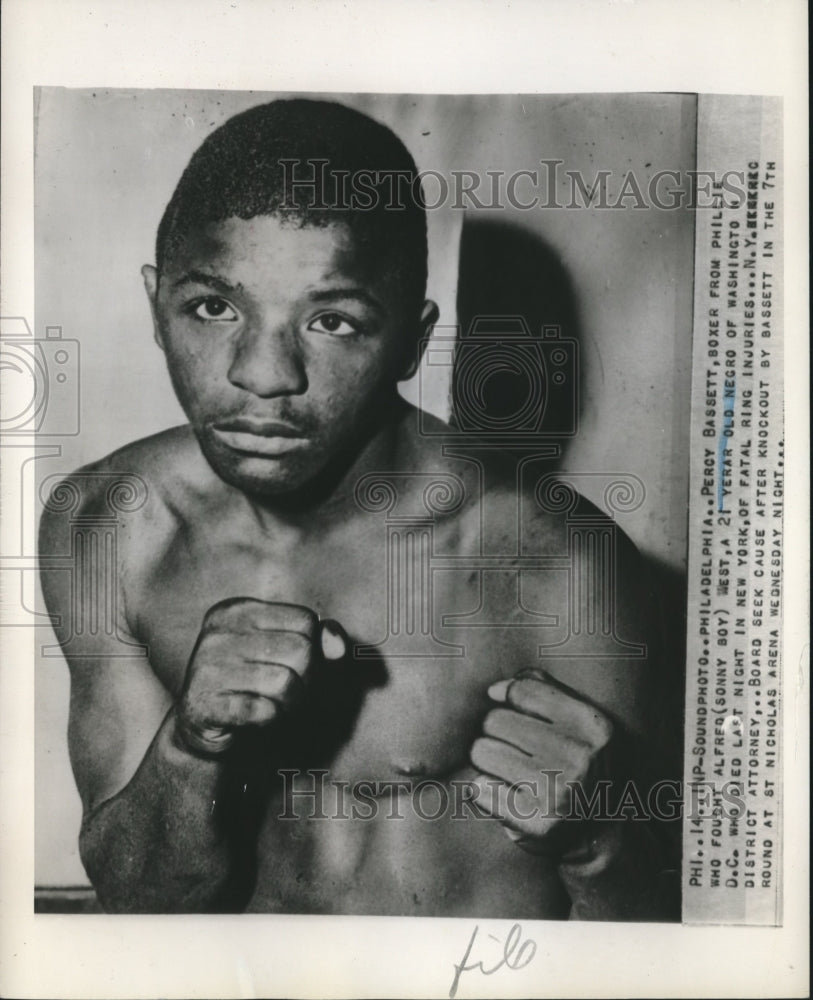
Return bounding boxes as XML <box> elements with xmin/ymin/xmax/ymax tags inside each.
<box><xmin>1</xmin><ymin>2</ymin><xmax>807</xmax><ymax>998</ymax></box>
<box><xmin>33</xmin><ymin>86</ymin><xmax>696</xmax><ymax>920</ymax></box>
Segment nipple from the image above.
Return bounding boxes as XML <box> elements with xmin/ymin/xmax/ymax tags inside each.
<box><xmin>392</xmin><ymin>759</ymin><xmax>429</xmax><ymax>777</ymax></box>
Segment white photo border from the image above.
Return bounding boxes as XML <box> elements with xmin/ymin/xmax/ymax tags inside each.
<box><xmin>1</xmin><ymin>1</ymin><xmax>808</xmax><ymax>998</ymax></box>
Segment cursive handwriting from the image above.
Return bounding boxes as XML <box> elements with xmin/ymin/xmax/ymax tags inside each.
<box><xmin>449</xmin><ymin>922</ymin><xmax>537</xmax><ymax>999</ymax></box>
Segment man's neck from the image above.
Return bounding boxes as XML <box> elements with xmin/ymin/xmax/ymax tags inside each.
<box><xmin>236</xmin><ymin>399</ymin><xmax>413</xmax><ymax>540</ymax></box>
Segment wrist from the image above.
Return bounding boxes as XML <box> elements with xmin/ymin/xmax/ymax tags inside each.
<box><xmin>558</xmin><ymin>822</ymin><xmax>625</xmax><ymax>875</ymax></box>
<box><xmin>557</xmin><ymin>821</ymin><xmax>679</xmax><ymax>921</ymax></box>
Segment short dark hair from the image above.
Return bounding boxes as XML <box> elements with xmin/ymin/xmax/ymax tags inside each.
<box><xmin>156</xmin><ymin>98</ymin><xmax>428</xmax><ymax>307</ymax></box>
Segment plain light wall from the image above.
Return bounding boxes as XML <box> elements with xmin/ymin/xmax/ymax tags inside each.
<box><xmin>34</xmin><ymin>89</ymin><xmax>695</xmax><ymax>884</ymax></box>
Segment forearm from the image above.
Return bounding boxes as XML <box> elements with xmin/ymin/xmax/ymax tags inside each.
<box><xmin>558</xmin><ymin>820</ymin><xmax>680</xmax><ymax>921</ymax></box>
<box><xmin>79</xmin><ymin>710</ymin><xmax>250</xmax><ymax>913</ymax></box>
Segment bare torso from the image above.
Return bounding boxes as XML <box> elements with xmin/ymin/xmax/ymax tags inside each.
<box><xmin>71</xmin><ymin>411</ymin><xmax>645</xmax><ymax>917</ymax></box>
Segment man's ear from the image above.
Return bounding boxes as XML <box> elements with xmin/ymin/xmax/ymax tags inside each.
<box><xmin>141</xmin><ymin>264</ymin><xmax>165</xmax><ymax>351</ymax></box>
<box><xmin>401</xmin><ymin>299</ymin><xmax>439</xmax><ymax>380</ymax></box>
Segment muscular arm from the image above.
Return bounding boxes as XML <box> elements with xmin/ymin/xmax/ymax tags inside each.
<box><xmin>75</xmin><ymin>701</ymin><xmax>240</xmax><ymax>913</ymax></box>
<box><xmin>39</xmin><ymin>479</ymin><xmax>243</xmax><ymax>912</ymax></box>
<box><xmin>38</xmin><ymin>465</ymin><xmax>348</xmax><ymax>913</ymax></box>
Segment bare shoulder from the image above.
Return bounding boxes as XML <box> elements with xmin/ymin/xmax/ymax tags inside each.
<box><xmin>399</xmin><ymin>407</ymin><xmax>647</xmax><ymax>573</ymax></box>
<box><xmin>394</xmin><ymin>405</ymin><xmax>496</xmax><ymax>516</ymax></box>
<box><xmin>38</xmin><ymin>425</ymin><xmax>213</xmax><ymax>573</ymax></box>
<box><xmin>424</xmin><ymin>450</ymin><xmax>655</xmax><ymax>735</ymax></box>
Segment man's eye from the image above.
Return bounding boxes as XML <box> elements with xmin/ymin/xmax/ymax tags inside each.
<box><xmin>306</xmin><ymin>313</ymin><xmax>358</xmax><ymax>336</ymax></box>
<box><xmin>190</xmin><ymin>297</ymin><xmax>239</xmax><ymax>322</ymax></box>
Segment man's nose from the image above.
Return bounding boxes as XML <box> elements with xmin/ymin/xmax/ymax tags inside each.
<box><xmin>227</xmin><ymin>323</ymin><xmax>308</xmax><ymax>397</ymax></box>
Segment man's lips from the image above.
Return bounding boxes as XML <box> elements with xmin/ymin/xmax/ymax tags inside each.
<box><xmin>211</xmin><ymin>418</ymin><xmax>310</xmax><ymax>456</ymax></box>
<box><xmin>214</xmin><ymin>417</ymin><xmax>306</xmax><ymax>437</ymax></box>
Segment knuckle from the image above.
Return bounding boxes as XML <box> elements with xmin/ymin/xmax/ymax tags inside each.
<box><xmin>196</xmin><ymin>630</ymin><xmax>232</xmax><ymax>658</ymax></box>
<box><xmin>470</xmin><ymin>737</ymin><xmax>492</xmax><ymax>768</ymax></box>
<box><xmin>282</xmin><ymin>603</ymin><xmax>319</xmax><ymax>634</ymax></box>
<box><xmin>530</xmin><ymin>817</ymin><xmax>556</xmax><ymax>841</ymax></box>
<box><xmin>233</xmin><ymin>693</ymin><xmax>272</xmax><ymax>727</ymax></box>
<box><xmin>507</xmin><ymin>677</ymin><xmax>540</xmax><ymax>711</ymax></box>
<box><xmin>276</xmin><ymin>666</ymin><xmax>304</xmax><ymax>703</ymax></box>
<box><xmin>203</xmin><ymin>596</ymin><xmax>252</xmax><ymax>628</ymax></box>
<box><xmin>507</xmin><ymin>677</ymin><xmax>532</xmax><ymax>703</ymax></box>
<box><xmin>188</xmin><ymin>652</ymin><xmax>220</xmax><ymax>681</ymax></box>
<box><xmin>471</xmin><ymin>772</ymin><xmax>490</xmax><ymax>794</ymax></box>
<box><xmin>201</xmin><ymin>598</ymin><xmax>318</xmax><ymax>636</ymax></box>
<box><xmin>593</xmin><ymin>713</ymin><xmax>613</xmax><ymax>747</ymax></box>
<box><xmin>514</xmin><ymin>667</ymin><xmax>547</xmax><ymax>683</ymax></box>
<box><xmin>482</xmin><ymin>707</ymin><xmax>512</xmax><ymax>736</ymax></box>
<box><xmin>247</xmin><ymin>696</ymin><xmax>277</xmax><ymax>725</ymax></box>
<box><xmin>257</xmin><ymin>702</ymin><xmax>279</xmax><ymax>726</ymax></box>
<box><xmin>287</xmin><ymin>632</ymin><xmax>314</xmax><ymax>671</ymax></box>
<box><xmin>227</xmin><ymin>692</ymin><xmax>252</xmax><ymax>722</ymax></box>
<box><xmin>570</xmin><ymin>741</ymin><xmax>593</xmax><ymax>777</ymax></box>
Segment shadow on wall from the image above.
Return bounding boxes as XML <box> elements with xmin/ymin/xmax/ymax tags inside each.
<box><xmin>452</xmin><ymin>217</ymin><xmax>584</xmax><ymax>460</ymax></box>
<box><xmin>451</xmin><ymin>215</ymin><xmax>686</xmax><ymax>782</ymax></box>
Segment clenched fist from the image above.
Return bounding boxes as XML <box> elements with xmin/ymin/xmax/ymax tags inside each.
<box><xmin>174</xmin><ymin>598</ymin><xmax>346</xmax><ymax>758</ymax></box>
<box><xmin>470</xmin><ymin>667</ymin><xmax>613</xmax><ymax>855</ymax></box>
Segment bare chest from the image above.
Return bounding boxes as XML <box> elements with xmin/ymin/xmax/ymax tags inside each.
<box><xmin>129</xmin><ymin>515</ymin><xmax>542</xmax><ymax>781</ymax></box>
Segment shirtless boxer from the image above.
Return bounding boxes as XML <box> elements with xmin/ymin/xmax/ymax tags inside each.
<box><xmin>39</xmin><ymin>99</ymin><xmax>676</xmax><ymax>917</ymax></box>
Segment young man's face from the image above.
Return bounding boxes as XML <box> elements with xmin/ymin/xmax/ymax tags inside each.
<box><xmin>143</xmin><ymin>215</ymin><xmax>436</xmax><ymax>497</ymax></box>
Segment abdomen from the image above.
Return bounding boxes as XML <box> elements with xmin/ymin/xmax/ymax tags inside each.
<box><xmin>248</xmin><ymin>772</ymin><xmax>569</xmax><ymax>918</ymax></box>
